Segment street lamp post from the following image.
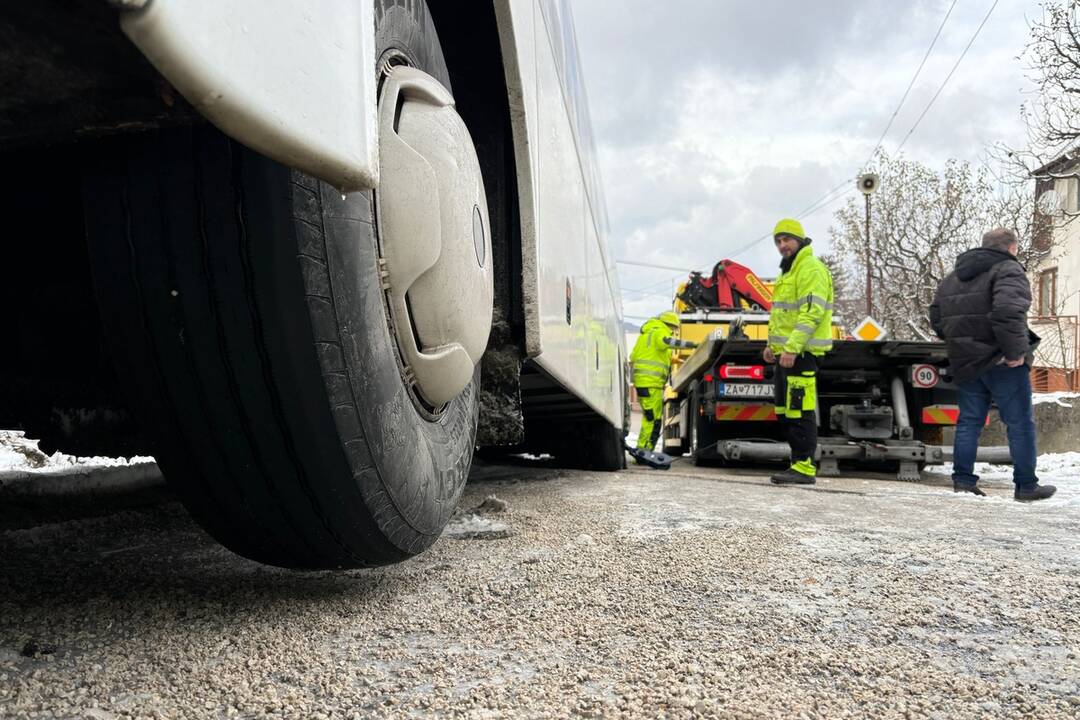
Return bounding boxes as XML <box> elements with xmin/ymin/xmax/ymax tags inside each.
<box><xmin>864</xmin><ymin>192</ymin><xmax>872</xmax><ymax>316</ymax></box>
<box><xmin>857</xmin><ymin>172</ymin><xmax>880</xmax><ymax>317</ymax></box>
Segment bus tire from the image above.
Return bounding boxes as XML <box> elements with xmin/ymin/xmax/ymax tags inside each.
<box><xmin>83</xmin><ymin>0</ymin><xmax>478</xmax><ymax>569</ymax></box>
<box><xmin>593</xmin><ymin>420</ymin><xmax>628</xmax><ymax>471</ymax></box>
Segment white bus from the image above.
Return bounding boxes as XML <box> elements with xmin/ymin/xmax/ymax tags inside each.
<box><xmin>0</xmin><ymin>0</ymin><xmax>625</xmax><ymax>567</ymax></box>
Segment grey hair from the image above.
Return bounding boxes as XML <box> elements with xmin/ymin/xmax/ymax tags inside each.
<box><xmin>981</xmin><ymin>228</ymin><xmax>1018</xmax><ymax>252</ymax></box>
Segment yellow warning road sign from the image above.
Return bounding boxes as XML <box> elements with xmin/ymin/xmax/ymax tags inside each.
<box><xmin>853</xmin><ymin>316</ymin><xmax>887</xmax><ymax>342</ymax></box>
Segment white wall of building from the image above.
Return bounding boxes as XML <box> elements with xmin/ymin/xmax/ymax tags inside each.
<box><xmin>1030</xmin><ymin>176</ymin><xmax>1080</xmax><ymax>369</ymax></box>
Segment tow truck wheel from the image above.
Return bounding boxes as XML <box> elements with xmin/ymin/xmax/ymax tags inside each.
<box><xmin>689</xmin><ymin>384</ymin><xmax>720</xmax><ymax>467</ymax></box>
<box><xmin>83</xmin><ymin>0</ymin><xmax>491</xmax><ymax>568</ymax></box>
<box><xmin>688</xmin><ymin>385</ymin><xmax>703</xmax><ymax>464</ymax></box>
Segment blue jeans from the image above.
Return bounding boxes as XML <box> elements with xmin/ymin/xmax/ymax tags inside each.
<box><xmin>953</xmin><ymin>364</ymin><xmax>1038</xmax><ymax>489</ymax></box>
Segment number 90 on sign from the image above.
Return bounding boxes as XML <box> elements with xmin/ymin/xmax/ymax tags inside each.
<box><xmin>911</xmin><ymin>364</ymin><xmax>939</xmax><ymax>389</ymax></box>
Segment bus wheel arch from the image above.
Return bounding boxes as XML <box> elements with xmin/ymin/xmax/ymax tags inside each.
<box><xmin>428</xmin><ymin>1</ymin><xmax>531</xmax><ymax>447</ymax></box>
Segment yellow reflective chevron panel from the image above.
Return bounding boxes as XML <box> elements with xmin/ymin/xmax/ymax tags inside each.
<box><xmin>715</xmin><ymin>404</ymin><xmax>778</xmax><ymax>421</ymax></box>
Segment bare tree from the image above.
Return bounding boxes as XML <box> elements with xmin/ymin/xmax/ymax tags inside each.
<box><xmin>1024</xmin><ymin>1</ymin><xmax>1080</xmax><ymax>163</ymax></box>
<box><xmin>829</xmin><ymin>152</ymin><xmax>993</xmax><ymax>339</ymax></box>
<box><xmin>816</xmin><ymin>251</ymin><xmax>863</xmax><ymax>334</ymax></box>
<box><xmin>994</xmin><ymin>1</ymin><xmax>1080</xmax><ymax>197</ymax></box>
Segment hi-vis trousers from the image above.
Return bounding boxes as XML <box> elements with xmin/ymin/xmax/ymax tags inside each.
<box><xmin>774</xmin><ymin>354</ymin><xmax>819</xmax><ymax>476</ymax></box>
<box><xmin>635</xmin><ymin>387</ymin><xmax>664</xmax><ymax>451</ymax></box>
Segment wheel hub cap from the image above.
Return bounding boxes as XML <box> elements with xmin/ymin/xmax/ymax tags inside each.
<box><xmin>375</xmin><ymin>66</ymin><xmax>494</xmax><ymax>407</ymax></box>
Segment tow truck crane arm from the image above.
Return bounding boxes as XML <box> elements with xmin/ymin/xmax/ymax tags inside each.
<box><xmin>678</xmin><ymin>259</ymin><xmax>773</xmax><ymax>312</ymax></box>
<box><xmin>714</xmin><ymin>260</ymin><xmax>772</xmax><ymax>311</ymax></box>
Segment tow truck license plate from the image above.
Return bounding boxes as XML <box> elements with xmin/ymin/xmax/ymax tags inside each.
<box><xmin>717</xmin><ymin>382</ymin><xmax>773</xmax><ymax>398</ymax></box>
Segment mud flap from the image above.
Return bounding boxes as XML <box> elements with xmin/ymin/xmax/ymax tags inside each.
<box><xmin>625</xmin><ymin>444</ymin><xmax>672</xmax><ymax>470</ymax></box>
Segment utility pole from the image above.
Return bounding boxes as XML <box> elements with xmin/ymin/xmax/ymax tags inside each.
<box><xmin>864</xmin><ymin>192</ymin><xmax>872</xmax><ymax>316</ymax></box>
<box><xmin>857</xmin><ymin>173</ymin><xmax>880</xmax><ymax>317</ymax></box>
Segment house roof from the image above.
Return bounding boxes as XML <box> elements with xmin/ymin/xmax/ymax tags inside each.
<box><xmin>1032</xmin><ymin>149</ymin><xmax>1080</xmax><ymax>177</ymax></box>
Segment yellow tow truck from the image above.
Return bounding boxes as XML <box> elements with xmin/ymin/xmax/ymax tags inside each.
<box><xmin>658</xmin><ymin>260</ymin><xmax>1010</xmax><ymax>479</ymax></box>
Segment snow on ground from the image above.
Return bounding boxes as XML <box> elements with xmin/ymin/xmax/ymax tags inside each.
<box><xmin>0</xmin><ymin>431</ymin><xmax>154</xmax><ymax>474</ymax></box>
<box><xmin>1032</xmin><ymin>391</ymin><xmax>1079</xmax><ymax>407</ymax></box>
<box><xmin>925</xmin><ymin>452</ymin><xmax>1080</xmax><ymax>508</ymax></box>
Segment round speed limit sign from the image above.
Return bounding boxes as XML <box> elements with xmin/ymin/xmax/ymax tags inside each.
<box><xmin>911</xmin><ymin>364</ymin><xmax>939</xmax><ymax>389</ymax></box>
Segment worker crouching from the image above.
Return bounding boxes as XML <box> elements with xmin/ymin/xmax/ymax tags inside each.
<box><xmin>763</xmin><ymin>219</ymin><xmax>835</xmax><ymax>485</ymax></box>
<box><xmin>630</xmin><ymin>311</ymin><xmax>696</xmax><ymax>456</ymax></box>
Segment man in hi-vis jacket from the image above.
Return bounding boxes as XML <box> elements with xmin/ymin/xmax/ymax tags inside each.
<box><xmin>763</xmin><ymin>219</ymin><xmax>834</xmax><ymax>485</ymax></box>
<box><xmin>630</xmin><ymin>311</ymin><xmax>695</xmax><ymax>455</ymax></box>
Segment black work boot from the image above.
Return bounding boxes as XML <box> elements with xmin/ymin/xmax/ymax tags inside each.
<box><xmin>770</xmin><ymin>468</ymin><xmax>816</xmax><ymax>485</ymax></box>
<box><xmin>1014</xmin><ymin>484</ymin><xmax>1057</xmax><ymax>502</ymax></box>
<box><xmin>953</xmin><ymin>483</ymin><xmax>987</xmax><ymax>497</ymax></box>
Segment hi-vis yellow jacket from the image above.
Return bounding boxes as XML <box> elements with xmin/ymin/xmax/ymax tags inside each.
<box><xmin>630</xmin><ymin>318</ymin><xmax>676</xmax><ymax>388</ymax></box>
<box><xmin>767</xmin><ymin>247</ymin><xmax>835</xmax><ymax>357</ymax></box>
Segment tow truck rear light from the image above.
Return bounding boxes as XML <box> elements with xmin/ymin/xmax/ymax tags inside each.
<box><xmin>717</xmin><ymin>364</ymin><xmax>765</xmax><ymax>381</ymax></box>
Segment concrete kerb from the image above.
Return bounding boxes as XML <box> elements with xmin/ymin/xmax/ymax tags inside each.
<box><xmin>978</xmin><ymin>396</ymin><xmax>1080</xmax><ymax>454</ymax></box>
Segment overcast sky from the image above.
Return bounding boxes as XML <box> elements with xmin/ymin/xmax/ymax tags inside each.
<box><xmin>572</xmin><ymin>0</ymin><xmax>1040</xmax><ymax>323</ymax></box>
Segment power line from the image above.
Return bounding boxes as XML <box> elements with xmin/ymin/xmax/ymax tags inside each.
<box><xmin>615</xmin><ymin>259</ymin><xmax>695</xmax><ymax>272</ymax></box>
<box><xmin>618</xmin><ymin>180</ymin><xmax>857</xmax><ymax>299</ymax></box>
<box><xmin>728</xmin><ymin>184</ymin><xmax>857</xmax><ymax>260</ymax></box>
<box><xmin>622</xmin><ymin>285</ymin><xmax>675</xmax><ymax>299</ymax></box>
<box><xmin>617</xmin><ymin>0</ymin><xmax>991</xmax><ymax>299</ymax></box>
<box><xmin>797</xmin><ymin>178</ymin><xmax>850</xmax><ymax>217</ymax></box>
<box><xmin>894</xmin><ymin>0</ymin><xmax>1001</xmax><ymax>155</ymax></box>
<box><xmin>627</xmin><ymin>271</ymin><xmax>685</xmax><ymax>293</ymax></box>
<box><xmin>862</xmin><ymin>0</ymin><xmax>958</xmax><ymax>169</ymax></box>
<box><xmin>664</xmin><ymin>3</ymin><xmax>972</xmax><ymax>267</ymax></box>
<box><xmin>798</xmin><ymin>186</ymin><xmax>857</xmax><ymax>220</ymax></box>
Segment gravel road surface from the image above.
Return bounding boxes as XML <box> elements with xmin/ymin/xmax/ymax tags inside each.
<box><xmin>1</xmin><ymin>459</ymin><xmax>1078</xmax><ymax>719</ymax></box>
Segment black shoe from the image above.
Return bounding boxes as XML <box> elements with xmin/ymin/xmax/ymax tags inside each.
<box><xmin>770</xmin><ymin>469</ymin><xmax>816</xmax><ymax>485</ymax></box>
<box><xmin>953</xmin><ymin>483</ymin><xmax>987</xmax><ymax>497</ymax></box>
<box><xmin>1014</xmin><ymin>484</ymin><xmax>1057</xmax><ymax>502</ymax></box>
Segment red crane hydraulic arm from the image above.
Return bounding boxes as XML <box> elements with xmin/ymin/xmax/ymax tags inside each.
<box><xmin>714</xmin><ymin>259</ymin><xmax>772</xmax><ymax>311</ymax></box>
<box><xmin>679</xmin><ymin>259</ymin><xmax>773</xmax><ymax>311</ymax></box>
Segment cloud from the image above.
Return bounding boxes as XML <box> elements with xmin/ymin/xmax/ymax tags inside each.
<box><xmin>572</xmin><ymin>0</ymin><xmax>1038</xmax><ymax>319</ymax></box>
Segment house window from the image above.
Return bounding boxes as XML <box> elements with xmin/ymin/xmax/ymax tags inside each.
<box><xmin>1039</xmin><ymin>268</ymin><xmax>1057</xmax><ymax>316</ymax></box>
<box><xmin>1056</xmin><ymin>177</ymin><xmax>1080</xmax><ymax>214</ymax></box>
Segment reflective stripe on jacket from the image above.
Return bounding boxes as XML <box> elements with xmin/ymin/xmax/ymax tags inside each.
<box><xmin>767</xmin><ymin>246</ymin><xmax>835</xmax><ymax>357</ymax></box>
<box><xmin>630</xmin><ymin>318</ymin><xmax>675</xmax><ymax>388</ymax></box>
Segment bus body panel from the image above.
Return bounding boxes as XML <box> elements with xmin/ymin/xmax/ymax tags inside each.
<box><xmin>495</xmin><ymin>0</ymin><xmax>624</xmax><ymax>427</ymax></box>
<box><xmin>119</xmin><ymin>0</ymin><xmax>379</xmax><ymax>192</ymax></box>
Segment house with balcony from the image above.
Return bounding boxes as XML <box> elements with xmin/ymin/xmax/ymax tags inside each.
<box><xmin>1030</xmin><ymin>151</ymin><xmax>1080</xmax><ymax>391</ymax></box>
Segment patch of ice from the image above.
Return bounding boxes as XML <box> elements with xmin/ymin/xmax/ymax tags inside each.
<box><xmin>0</xmin><ymin>430</ymin><xmax>154</xmax><ymax>474</ymax></box>
<box><xmin>442</xmin><ymin>513</ymin><xmax>512</xmax><ymax>540</ymax></box>
<box><xmin>1032</xmin><ymin>391</ymin><xmax>1079</xmax><ymax>407</ymax></box>
<box><xmin>510</xmin><ymin>452</ymin><xmax>554</xmax><ymax>461</ymax></box>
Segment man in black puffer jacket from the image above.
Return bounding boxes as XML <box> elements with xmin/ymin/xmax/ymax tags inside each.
<box><xmin>930</xmin><ymin>228</ymin><xmax>1055</xmax><ymax>502</ymax></box>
